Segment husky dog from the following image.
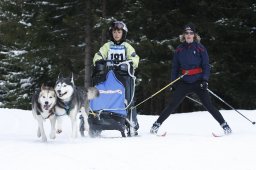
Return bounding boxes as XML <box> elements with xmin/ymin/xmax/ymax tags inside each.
<box><xmin>32</xmin><ymin>84</ymin><xmax>57</xmax><ymax>142</ymax></box>
<box><xmin>54</xmin><ymin>73</ymin><xmax>99</xmax><ymax>138</ymax></box>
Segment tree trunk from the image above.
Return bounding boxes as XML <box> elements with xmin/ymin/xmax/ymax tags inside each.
<box><xmin>101</xmin><ymin>0</ymin><xmax>107</xmax><ymax>45</ymax></box>
<box><xmin>84</xmin><ymin>0</ymin><xmax>92</xmax><ymax>88</ymax></box>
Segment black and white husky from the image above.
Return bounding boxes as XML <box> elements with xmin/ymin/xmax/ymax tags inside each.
<box><xmin>32</xmin><ymin>84</ymin><xmax>57</xmax><ymax>142</ymax></box>
<box><xmin>54</xmin><ymin>73</ymin><xmax>99</xmax><ymax>138</ymax></box>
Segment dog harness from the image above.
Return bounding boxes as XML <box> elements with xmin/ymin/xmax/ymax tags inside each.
<box><xmin>63</xmin><ymin>101</ymin><xmax>72</xmax><ymax>115</ymax></box>
<box><xmin>55</xmin><ymin>100</ymin><xmax>73</xmax><ymax>116</ymax></box>
<box><xmin>182</xmin><ymin>67</ymin><xmax>202</xmax><ymax>76</ymax></box>
<box><xmin>44</xmin><ymin>110</ymin><xmax>55</xmax><ymax>119</ymax></box>
<box><xmin>38</xmin><ymin>108</ymin><xmax>55</xmax><ymax>119</ymax></box>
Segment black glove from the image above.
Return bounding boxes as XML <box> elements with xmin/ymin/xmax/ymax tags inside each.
<box><xmin>95</xmin><ymin>59</ymin><xmax>105</xmax><ymax>65</ymax></box>
<box><xmin>200</xmin><ymin>81</ymin><xmax>208</xmax><ymax>90</ymax></box>
<box><xmin>94</xmin><ymin>60</ymin><xmax>106</xmax><ymax>75</ymax></box>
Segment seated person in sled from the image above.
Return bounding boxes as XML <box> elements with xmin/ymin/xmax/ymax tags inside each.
<box><xmin>88</xmin><ymin>21</ymin><xmax>140</xmax><ymax>137</ymax></box>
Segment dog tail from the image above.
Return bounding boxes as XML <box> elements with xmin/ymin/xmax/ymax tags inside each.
<box><xmin>87</xmin><ymin>87</ymin><xmax>99</xmax><ymax>100</ymax></box>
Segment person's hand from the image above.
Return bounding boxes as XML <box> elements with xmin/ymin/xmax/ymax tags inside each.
<box><xmin>95</xmin><ymin>60</ymin><xmax>106</xmax><ymax>74</ymax></box>
<box><xmin>200</xmin><ymin>81</ymin><xmax>208</xmax><ymax>90</ymax></box>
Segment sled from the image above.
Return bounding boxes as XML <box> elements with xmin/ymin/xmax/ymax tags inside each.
<box><xmin>81</xmin><ymin>60</ymin><xmax>136</xmax><ymax>137</ymax></box>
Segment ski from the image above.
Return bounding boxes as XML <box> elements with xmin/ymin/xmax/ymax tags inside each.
<box><xmin>100</xmin><ymin>136</ymin><xmax>124</xmax><ymax>139</ymax></box>
<box><xmin>212</xmin><ymin>132</ymin><xmax>225</xmax><ymax>137</ymax></box>
<box><xmin>157</xmin><ymin>132</ymin><xmax>167</xmax><ymax>137</ymax></box>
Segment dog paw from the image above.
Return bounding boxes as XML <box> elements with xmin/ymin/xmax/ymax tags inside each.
<box><xmin>72</xmin><ymin>134</ymin><xmax>78</xmax><ymax>138</ymax></box>
<box><xmin>50</xmin><ymin>133</ymin><xmax>56</xmax><ymax>139</ymax></box>
<box><xmin>56</xmin><ymin>129</ymin><xmax>62</xmax><ymax>134</ymax></box>
<box><xmin>42</xmin><ymin>137</ymin><xmax>47</xmax><ymax>142</ymax></box>
<box><xmin>37</xmin><ymin>131</ymin><xmax>41</xmax><ymax>137</ymax></box>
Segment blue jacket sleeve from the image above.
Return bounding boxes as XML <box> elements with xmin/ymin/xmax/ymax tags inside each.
<box><xmin>171</xmin><ymin>51</ymin><xmax>180</xmax><ymax>81</ymax></box>
<box><xmin>200</xmin><ymin>44</ymin><xmax>210</xmax><ymax>81</ymax></box>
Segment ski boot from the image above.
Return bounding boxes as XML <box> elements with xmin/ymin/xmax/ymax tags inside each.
<box><xmin>150</xmin><ymin>122</ymin><xmax>161</xmax><ymax>134</ymax></box>
<box><xmin>221</xmin><ymin>122</ymin><xmax>232</xmax><ymax>135</ymax></box>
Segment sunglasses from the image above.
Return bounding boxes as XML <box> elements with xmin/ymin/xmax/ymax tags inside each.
<box><xmin>184</xmin><ymin>31</ymin><xmax>194</xmax><ymax>35</ymax></box>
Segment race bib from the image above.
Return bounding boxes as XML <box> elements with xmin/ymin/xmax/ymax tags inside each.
<box><xmin>108</xmin><ymin>45</ymin><xmax>126</xmax><ymax>61</ymax></box>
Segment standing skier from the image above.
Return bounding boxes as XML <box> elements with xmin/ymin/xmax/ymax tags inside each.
<box><xmin>93</xmin><ymin>21</ymin><xmax>140</xmax><ymax>136</ymax></box>
<box><xmin>150</xmin><ymin>23</ymin><xmax>232</xmax><ymax>135</ymax></box>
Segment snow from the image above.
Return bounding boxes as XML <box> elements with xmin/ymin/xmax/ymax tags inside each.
<box><xmin>0</xmin><ymin>108</ymin><xmax>256</xmax><ymax>170</ymax></box>
<box><xmin>19</xmin><ymin>20</ymin><xmax>32</xmax><ymax>27</ymax></box>
<box><xmin>9</xmin><ymin>50</ymin><xmax>28</xmax><ymax>57</ymax></box>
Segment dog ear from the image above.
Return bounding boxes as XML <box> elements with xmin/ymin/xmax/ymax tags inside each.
<box><xmin>71</xmin><ymin>73</ymin><xmax>75</xmax><ymax>85</ymax></box>
<box><xmin>41</xmin><ymin>83</ymin><xmax>46</xmax><ymax>90</ymax></box>
<box><xmin>69</xmin><ymin>72</ymin><xmax>75</xmax><ymax>85</ymax></box>
<box><xmin>58</xmin><ymin>73</ymin><xmax>63</xmax><ymax>79</ymax></box>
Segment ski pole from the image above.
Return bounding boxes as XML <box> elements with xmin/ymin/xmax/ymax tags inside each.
<box><xmin>131</xmin><ymin>72</ymin><xmax>188</xmax><ymax>110</ymax></box>
<box><xmin>185</xmin><ymin>96</ymin><xmax>203</xmax><ymax>105</ymax></box>
<box><xmin>207</xmin><ymin>88</ymin><xmax>256</xmax><ymax>125</ymax></box>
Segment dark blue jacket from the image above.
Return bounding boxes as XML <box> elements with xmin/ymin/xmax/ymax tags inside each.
<box><xmin>171</xmin><ymin>41</ymin><xmax>210</xmax><ymax>83</ymax></box>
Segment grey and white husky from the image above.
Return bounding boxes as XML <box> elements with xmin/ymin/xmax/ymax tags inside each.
<box><xmin>54</xmin><ymin>73</ymin><xmax>99</xmax><ymax>138</ymax></box>
<box><xmin>32</xmin><ymin>84</ymin><xmax>57</xmax><ymax>142</ymax></box>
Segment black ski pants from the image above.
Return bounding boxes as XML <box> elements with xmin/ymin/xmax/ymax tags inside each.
<box><xmin>156</xmin><ymin>81</ymin><xmax>226</xmax><ymax>125</ymax></box>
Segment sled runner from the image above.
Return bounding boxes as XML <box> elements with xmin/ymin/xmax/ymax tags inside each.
<box><xmin>80</xmin><ymin>60</ymin><xmax>136</xmax><ymax>137</ymax></box>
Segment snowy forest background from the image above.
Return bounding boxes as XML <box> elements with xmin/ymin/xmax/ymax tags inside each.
<box><xmin>0</xmin><ymin>0</ymin><xmax>256</xmax><ymax>114</ymax></box>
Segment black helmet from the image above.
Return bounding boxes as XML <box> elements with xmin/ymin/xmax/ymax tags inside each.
<box><xmin>109</xmin><ymin>21</ymin><xmax>128</xmax><ymax>44</ymax></box>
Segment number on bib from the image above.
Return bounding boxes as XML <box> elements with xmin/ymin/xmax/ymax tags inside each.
<box><xmin>108</xmin><ymin>45</ymin><xmax>126</xmax><ymax>61</ymax></box>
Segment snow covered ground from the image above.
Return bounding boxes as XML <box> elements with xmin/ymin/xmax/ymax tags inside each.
<box><xmin>0</xmin><ymin>108</ymin><xmax>256</xmax><ymax>170</ymax></box>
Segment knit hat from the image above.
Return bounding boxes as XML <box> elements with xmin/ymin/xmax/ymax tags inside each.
<box><xmin>184</xmin><ymin>23</ymin><xmax>196</xmax><ymax>33</ymax></box>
